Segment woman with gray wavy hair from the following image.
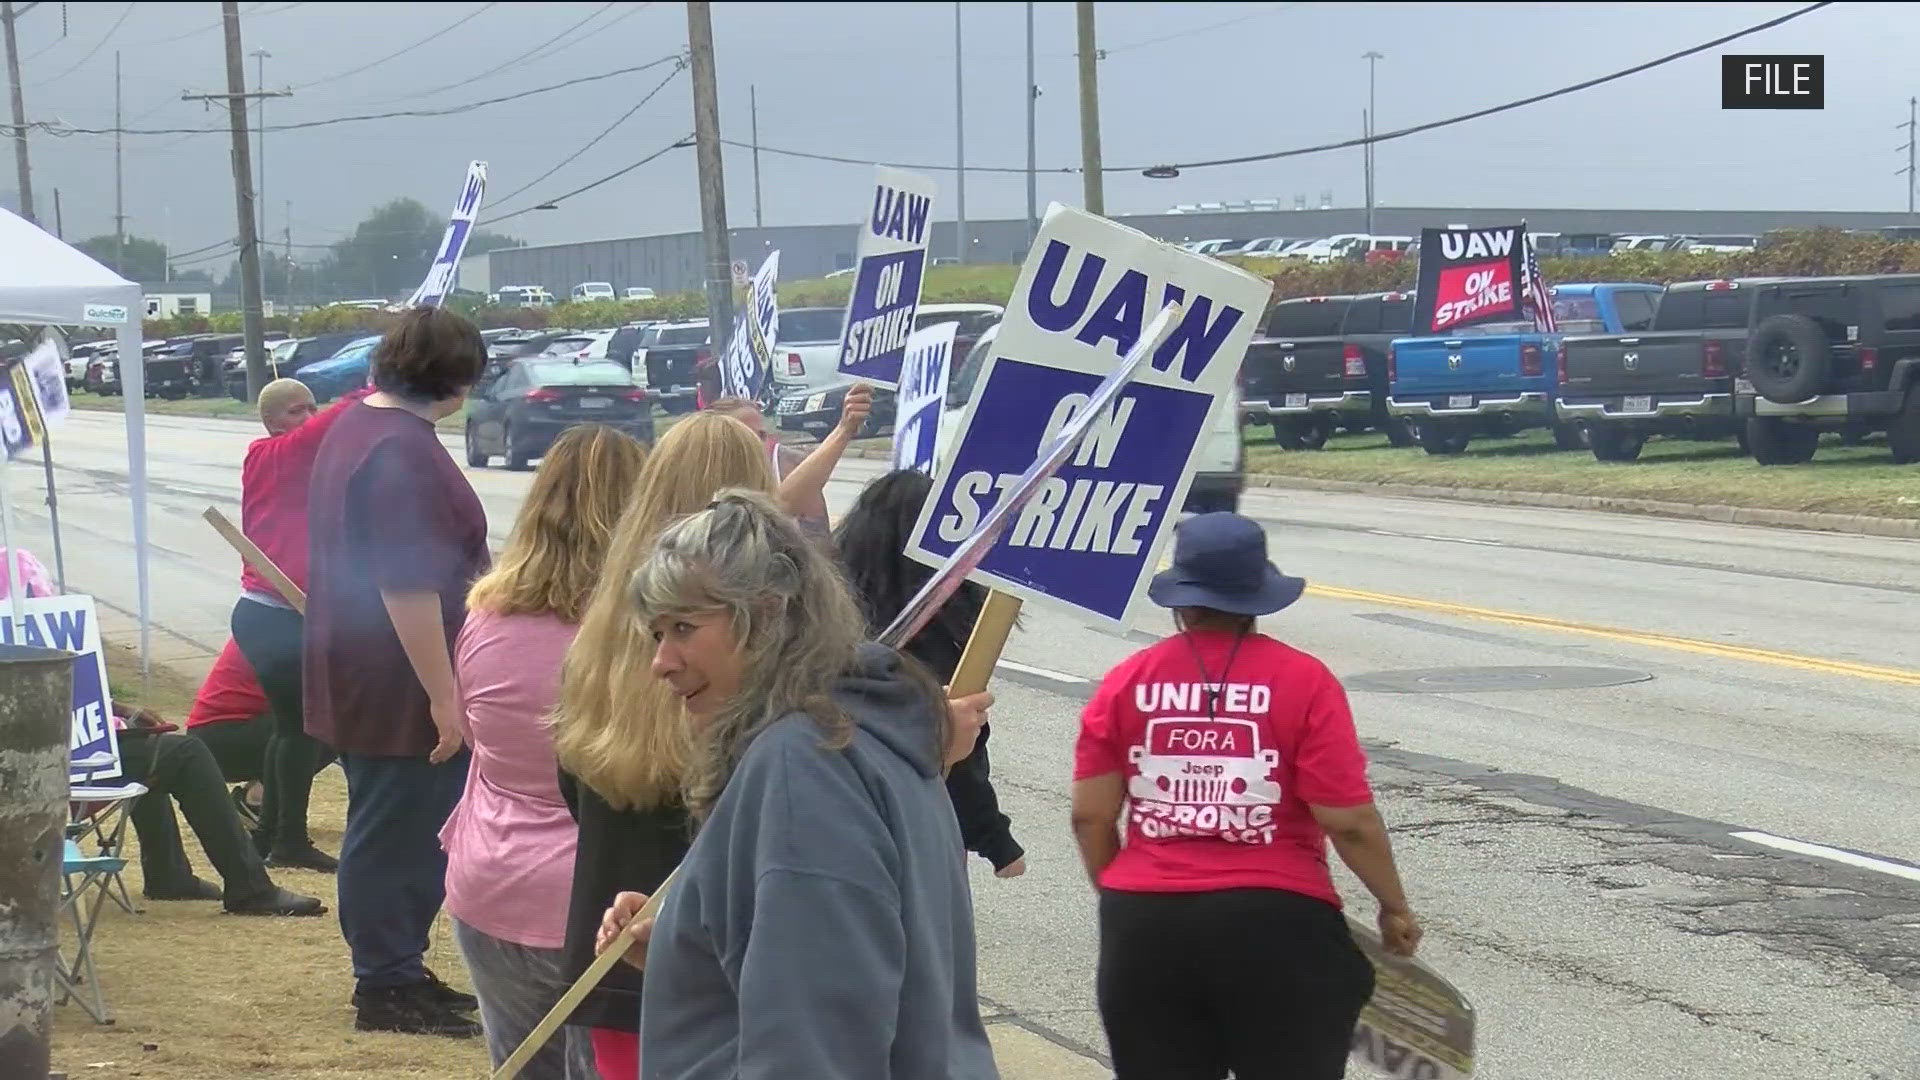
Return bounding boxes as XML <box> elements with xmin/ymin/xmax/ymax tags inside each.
<box><xmin>595</xmin><ymin>488</ymin><xmax>999</xmax><ymax>1079</ymax></box>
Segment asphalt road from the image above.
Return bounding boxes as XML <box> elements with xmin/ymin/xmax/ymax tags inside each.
<box><xmin>18</xmin><ymin>408</ymin><xmax>1920</xmax><ymax>1079</ymax></box>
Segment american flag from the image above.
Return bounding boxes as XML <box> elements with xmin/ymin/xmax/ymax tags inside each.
<box><xmin>1524</xmin><ymin>234</ymin><xmax>1556</xmax><ymax>333</ymax></box>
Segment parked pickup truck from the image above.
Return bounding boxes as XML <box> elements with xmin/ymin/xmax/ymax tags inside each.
<box><xmin>1387</xmin><ymin>282</ymin><xmax>1665</xmax><ymax>455</ymax></box>
<box><xmin>1241</xmin><ymin>291</ymin><xmax>1415</xmax><ymax>449</ymax></box>
<box><xmin>1730</xmin><ymin>274</ymin><xmax>1920</xmax><ymax>465</ymax></box>
<box><xmin>1555</xmin><ymin>279</ymin><xmax>1769</xmax><ymax>461</ymax></box>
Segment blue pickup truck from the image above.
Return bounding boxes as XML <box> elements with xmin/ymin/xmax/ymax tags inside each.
<box><xmin>1386</xmin><ymin>282</ymin><xmax>1665</xmax><ymax>455</ymax></box>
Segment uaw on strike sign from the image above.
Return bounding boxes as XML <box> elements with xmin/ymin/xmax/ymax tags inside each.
<box><xmin>905</xmin><ymin>205</ymin><xmax>1268</xmax><ymax>629</ymax></box>
<box><xmin>838</xmin><ymin>166</ymin><xmax>937</xmax><ymax>388</ymax></box>
<box><xmin>1410</xmin><ymin>225</ymin><xmax>1524</xmax><ymax>335</ymax></box>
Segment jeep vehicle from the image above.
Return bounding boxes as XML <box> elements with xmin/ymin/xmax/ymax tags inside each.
<box><xmin>1731</xmin><ymin>275</ymin><xmax>1920</xmax><ymax>464</ymax></box>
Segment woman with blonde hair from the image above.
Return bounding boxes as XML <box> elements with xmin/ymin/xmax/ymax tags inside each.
<box><xmin>549</xmin><ymin>409</ymin><xmax>777</xmax><ymax>1078</ymax></box>
<box><xmin>439</xmin><ymin>423</ymin><xmax>648</xmax><ymax>1078</ymax></box>
<box><xmin>595</xmin><ymin>490</ymin><xmax>997</xmax><ymax>1078</ymax></box>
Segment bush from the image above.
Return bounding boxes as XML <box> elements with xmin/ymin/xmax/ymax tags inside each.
<box><xmin>293</xmin><ymin>305</ymin><xmax>401</xmax><ymax>337</ymax></box>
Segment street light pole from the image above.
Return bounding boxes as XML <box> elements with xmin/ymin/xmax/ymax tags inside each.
<box><xmin>954</xmin><ymin>1</ymin><xmax>965</xmax><ymax>263</ymax></box>
<box><xmin>1363</xmin><ymin>50</ymin><xmax>1382</xmax><ymax>235</ymax></box>
<box><xmin>1024</xmin><ymin>1</ymin><xmax>1037</xmax><ymax>245</ymax></box>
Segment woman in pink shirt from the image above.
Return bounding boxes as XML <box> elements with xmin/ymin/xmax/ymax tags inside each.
<box><xmin>441</xmin><ymin>423</ymin><xmax>648</xmax><ymax>1079</ymax></box>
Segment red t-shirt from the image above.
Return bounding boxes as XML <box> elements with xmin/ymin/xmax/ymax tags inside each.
<box><xmin>1073</xmin><ymin>627</ymin><xmax>1373</xmax><ymax>906</ymax></box>
<box><xmin>187</xmin><ymin>639</ymin><xmax>270</xmax><ymax>728</ymax></box>
<box><xmin>239</xmin><ymin>387</ymin><xmax>372</xmax><ymax>601</ymax></box>
<box><xmin>302</xmin><ymin>401</ymin><xmax>490</xmax><ymax>757</ymax></box>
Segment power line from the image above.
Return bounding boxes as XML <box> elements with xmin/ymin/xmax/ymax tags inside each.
<box><xmin>485</xmin><ymin>57</ymin><xmax>686</xmax><ymax>211</ymax></box>
<box><xmin>289</xmin><ymin>2</ymin><xmax>498</xmax><ymax>90</ymax></box>
<box><xmin>350</xmin><ymin>1</ymin><xmax>619</xmax><ymax>106</ymax></box>
<box><xmin>718</xmin><ymin>136</ymin><xmax>1072</xmax><ymax>175</ymax></box>
<box><xmin>478</xmin><ymin>134</ymin><xmax>692</xmax><ymax>226</ymax></box>
<box><xmin>133</xmin><ymin>2</ymin><xmax>303</xmax><ymax>48</ymax></box>
<box><xmin>26</xmin><ymin>2</ymin><xmax>135</xmax><ymax>87</ymax></box>
<box><xmin>1096</xmin><ymin>2</ymin><xmax>1306</xmax><ymax>58</ymax></box>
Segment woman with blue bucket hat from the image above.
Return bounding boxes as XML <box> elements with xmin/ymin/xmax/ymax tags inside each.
<box><xmin>1071</xmin><ymin>511</ymin><xmax>1421</xmax><ymax>1079</ymax></box>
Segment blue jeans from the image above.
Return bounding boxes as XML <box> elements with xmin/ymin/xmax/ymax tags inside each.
<box><xmin>453</xmin><ymin>917</ymin><xmax>597</xmax><ymax>1079</ymax></box>
<box><xmin>336</xmin><ymin>750</ymin><xmax>469</xmax><ymax>990</ymax></box>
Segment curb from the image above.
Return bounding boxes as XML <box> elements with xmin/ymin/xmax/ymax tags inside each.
<box><xmin>835</xmin><ymin>445</ymin><xmax>1920</xmax><ymax>541</ymax></box>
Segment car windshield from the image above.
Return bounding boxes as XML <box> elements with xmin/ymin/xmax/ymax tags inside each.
<box><xmin>652</xmin><ymin>326</ymin><xmax>708</xmax><ymax>347</ymax></box>
<box><xmin>1551</xmin><ymin>295</ymin><xmax>1601</xmax><ymax>323</ymax></box>
<box><xmin>778</xmin><ymin>309</ymin><xmax>844</xmax><ymax>342</ymax></box>
<box><xmin>530</xmin><ymin>361</ymin><xmax>631</xmax><ymax>385</ymax></box>
<box><xmin>543</xmin><ymin>337</ymin><xmax>595</xmax><ymax>354</ymax></box>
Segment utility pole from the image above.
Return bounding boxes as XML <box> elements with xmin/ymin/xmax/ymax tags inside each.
<box><xmin>47</xmin><ymin>185</ymin><xmax>56</xmax><ymax>236</ymax></box>
<box><xmin>1024</xmin><ymin>1</ymin><xmax>1037</xmax><ymax>245</ymax></box>
<box><xmin>2</xmin><ymin>1</ymin><xmax>40</xmax><ymax>225</ymax></box>
<box><xmin>284</xmin><ymin>199</ymin><xmax>292</xmax><ymax>318</ymax></box>
<box><xmin>114</xmin><ymin>51</ymin><xmax>123</xmax><ymax>271</ymax></box>
<box><xmin>953</xmin><ymin>1</ymin><xmax>966</xmax><ymax>263</ymax></box>
<box><xmin>1363</xmin><ymin>51</ymin><xmax>1383</xmax><ymax>235</ymax></box>
<box><xmin>1900</xmin><ymin>97</ymin><xmax>1916</xmax><ymax>216</ymax></box>
<box><xmin>252</xmin><ymin>48</ymin><xmax>268</xmax><ymax>241</ymax></box>
<box><xmin>184</xmin><ymin>3</ymin><xmax>287</xmax><ymax>402</ymax></box>
<box><xmin>1075</xmin><ymin>0</ymin><xmax>1103</xmax><ymax>215</ymax></box>
<box><xmin>749</xmin><ymin>83</ymin><xmax>762</xmax><ymax>228</ymax></box>
<box><xmin>686</xmin><ymin>1</ymin><xmax>733</xmax><ymax>353</ymax></box>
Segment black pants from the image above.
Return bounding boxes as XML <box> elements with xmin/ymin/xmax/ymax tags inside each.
<box><xmin>1097</xmin><ymin>888</ymin><xmax>1375</xmax><ymax>1080</ymax></box>
<box><xmin>118</xmin><ymin>731</ymin><xmax>274</xmax><ymax>902</ymax></box>
<box><xmin>231</xmin><ymin>598</ymin><xmax>329</xmax><ymax>852</ymax></box>
<box><xmin>945</xmin><ymin>722</ymin><xmax>1024</xmax><ymax>871</ymax></box>
<box><xmin>336</xmin><ymin>750</ymin><xmax>469</xmax><ymax>991</ymax></box>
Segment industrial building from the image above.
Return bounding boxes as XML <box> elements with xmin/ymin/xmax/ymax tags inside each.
<box><xmin>485</xmin><ymin>205</ymin><xmax>1920</xmax><ymax>298</ymax></box>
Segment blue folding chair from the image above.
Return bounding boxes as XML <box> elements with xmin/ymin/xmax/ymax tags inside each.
<box><xmin>58</xmin><ymin>837</ymin><xmax>127</xmax><ymax>1023</ymax></box>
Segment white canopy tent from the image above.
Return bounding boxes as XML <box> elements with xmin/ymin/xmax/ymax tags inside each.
<box><xmin>0</xmin><ymin>207</ymin><xmax>152</xmax><ymax>672</ymax></box>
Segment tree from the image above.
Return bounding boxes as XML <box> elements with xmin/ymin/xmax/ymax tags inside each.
<box><xmin>300</xmin><ymin>199</ymin><xmax>524</xmax><ymax>301</ymax></box>
<box><xmin>466</xmin><ymin>230</ymin><xmax>523</xmax><ymax>257</ymax></box>
<box><xmin>74</xmin><ymin>234</ymin><xmax>169</xmax><ymax>282</ymax></box>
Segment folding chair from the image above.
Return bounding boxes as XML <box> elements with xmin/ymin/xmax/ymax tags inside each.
<box><xmin>58</xmin><ymin>837</ymin><xmax>127</xmax><ymax>1023</ymax></box>
<box><xmin>68</xmin><ymin>777</ymin><xmax>146</xmax><ymax>917</ymax></box>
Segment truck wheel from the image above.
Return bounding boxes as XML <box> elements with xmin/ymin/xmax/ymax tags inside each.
<box><xmin>1269</xmin><ymin>417</ymin><xmax>1326</xmax><ymax>451</ymax></box>
<box><xmin>1745</xmin><ymin>417</ymin><xmax>1819</xmax><ymax>465</ymax></box>
<box><xmin>1551</xmin><ymin>422</ymin><xmax>1590</xmax><ymax>451</ymax></box>
<box><xmin>1888</xmin><ymin>390</ymin><xmax>1920</xmax><ymax>465</ymax></box>
<box><xmin>1384</xmin><ymin>416</ymin><xmax>1417</xmax><ymax>448</ymax></box>
<box><xmin>1746</xmin><ymin>315</ymin><xmax>1830</xmax><ymax>404</ymax></box>
<box><xmin>1588</xmin><ymin>426</ymin><xmax>1646</xmax><ymax>463</ymax></box>
<box><xmin>1416</xmin><ymin>420</ymin><xmax>1470</xmax><ymax>455</ymax></box>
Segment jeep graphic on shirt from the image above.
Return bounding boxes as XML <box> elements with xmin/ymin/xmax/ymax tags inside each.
<box><xmin>1126</xmin><ymin>715</ymin><xmax>1281</xmax><ymax>845</ymax></box>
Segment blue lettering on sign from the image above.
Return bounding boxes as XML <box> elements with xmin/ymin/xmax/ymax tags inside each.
<box><xmin>44</xmin><ymin>607</ymin><xmax>86</xmax><ymax>651</ymax></box>
<box><xmin>839</xmin><ymin>249</ymin><xmax>927</xmax><ymax>384</ymax></box>
<box><xmin>917</xmin><ymin>356</ymin><xmax>1212</xmax><ymax>621</ymax></box>
<box><xmin>871</xmin><ymin>185</ymin><xmax>932</xmax><ymax>244</ymax></box>
<box><xmin>1025</xmin><ymin>239</ymin><xmax>1247</xmax><ymax>383</ymax></box>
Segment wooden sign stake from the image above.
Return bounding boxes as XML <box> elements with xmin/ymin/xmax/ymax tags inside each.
<box><xmin>202</xmin><ymin>507</ymin><xmax>305</xmax><ymax>614</ymax></box>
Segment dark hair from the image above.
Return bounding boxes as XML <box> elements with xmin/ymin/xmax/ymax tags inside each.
<box><xmin>372</xmin><ymin>307</ymin><xmax>485</xmax><ymax>401</ymax></box>
<box><xmin>834</xmin><ymin>469</ymin><xmax>986</xmax><ymax>654</ymax></box>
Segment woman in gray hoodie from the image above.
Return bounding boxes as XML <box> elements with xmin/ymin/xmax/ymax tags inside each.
<box><xmin>597</xmin><ymin>488</ymin><xmax>1000</xmax><ymax>1080</ymax></box>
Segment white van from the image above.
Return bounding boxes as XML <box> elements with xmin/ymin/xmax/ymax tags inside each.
<box><xmin>624</xmin><ymin>286</ymin><xmax>658</xmax><ymax>300</ymax></box>
<box><xmin>934</xmin><ymin>324</ymin><xmax>1243</xmax><ymax>513</ymax></box>
<box><xmin>571</xmin><ymin>282</ymin><xmax>616</xmax><ymax>302</ymax></box>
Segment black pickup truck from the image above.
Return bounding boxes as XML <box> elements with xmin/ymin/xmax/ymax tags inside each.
<box><xmin>1730</xmin><ymin>275</ymin><xmax>1920</xmax><ymax>464</ymax></box>
<box><xmin>1555</xmin><ymin>280</ymin><xmax>1761</xmax><ymax>461</ymax></box>
<box><xmin>637</xmin><ymin>320</ymin><xmax>711</xmax><ymax>414</ymax></box>
<box><xmin>1240</xmin><ymin>291</ymin><xmax>1414</xmax><ymax>449</ymax></box>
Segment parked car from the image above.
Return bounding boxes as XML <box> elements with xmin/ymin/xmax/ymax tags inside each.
<box><xmin>1387</xmin><ymin>282</ymin><xmax>1664</xmax><ymax>455</ymax></box>
<box><xmin>1729</xmin><ymin>275</ymin><xmax>1920</xmax><ymax>464</ymax></box>
<box><xmin>493</xmin><ymin>285</ymin><xmax>554</xmax><ymax>308</ymax></box>
<box><xmin>292</xmin><ymin>336</ymin><xmax>381</xmax><ymax>402</ymax></box>
<box><xmin>66</xmin><ymin>341</ymin><xmax>115</xmax><ymax>389</ymax></box>
<box><xmin>1241</xmin><ymin>291</ymin><xmax>1416</xmax><ymax>450</ymax></box>
<box><xmin>226</xmin><ymin>333</ymin><xmax>361</xmax><ymax>399</ymax></box>
<box><xmin>774</xmin><ymin>304</ymin><xmax>1004</xmax><ymax>439</ymax></box>
<box><xmin>637</xmin><ymin>320</ymin><xmax>711</xmax><ymax>413</ymax></box>
<box><xmin>605</xmin><ymin>321</ymin><xmax>653</xmax><ymax>370</ymax></box>
<box><xmin>624</xmin><ymin>287</ymin><xmax>657</xmax><ymax>300</ymax></box>
<box><xmin>539</xmin><ymin>329</ymin><xmax>619</xmax><ymax>363</ymax></box>
<box><xmin>223</xmin><ymin>338</ymin><xmax>290</xmax><ymax>376</ymax></box>
<box><xmin>1225</xmin><ymin>237</ymin><xmax>1304</xmax><ymax>259</ymax></box>
<box><xmin>571</xmin><ymin>282</ymin><xmax>617</xmax><ymax>302</ymax></box>
<box><xmin>766</xmin><ymin>307</ymin><xmax>851</xmax><ymax>398</ymax></box>
<box><xmin>934</xmin><ymin>323</ymin><xmax>1244</xmax><ymax>513</ymax></box>
<box><xmin>464</xmin><ymin>358</ymin><xmax>652</xmax><ymax>470</ymax></box>
<box><xmin>1556</xmin><ymin>279</ymin><xmax>1770</xmax><ymax>461</ymax></box>
<box><xmin>487</xmin><ymin>329</ymin><xmax>580</xmax><ymax>363</ymax></box>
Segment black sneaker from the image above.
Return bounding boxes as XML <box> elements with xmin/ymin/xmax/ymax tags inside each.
<box><xmin>352</xmin><ymin>984</ymin><xmax>481</xmax><ymax>1038</ymax></box>
<box><xmin>420</xmin><ymin>968</ymin><xmax>479</xmax><ymax>1013</ymax></box>
<box><xmin>266</xmin><ymin>843</ymin><xmax>339</xmax><ymax>874</ymax></box>
<box><xmin>224</xmin><ymin>885</ymin><xmax>326</xmax><ymax>917</ymax></box>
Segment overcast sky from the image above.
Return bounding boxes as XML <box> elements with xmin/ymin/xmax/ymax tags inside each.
<box><xmin>9</xmin><ymin>1</ymin><xmax>1894</xmax><ymax>265</ymax></box>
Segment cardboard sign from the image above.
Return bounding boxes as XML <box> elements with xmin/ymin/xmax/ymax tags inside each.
<box><xmin>1348</xmin><ymin>915</ymin><xmax>1476</xmax><ymax>1079</ymax></box>
<box><xmin>0</xmin><ymin>595</ymin><xmax>118</xmax><ymax>778</ymax></box>
<box><xmin>903</xmin><ymin>206</ymin><xmax>1267</xmax><ymax>629</ymax></box>
<box><xmin>836</xmin><ymin>166</ymin><xmax>937</xmax><ymax>389</ymax></box>
<box><xmin>0</xmin><ymin>368</ymin><xmax>39</xmax><ymax>461</ymax></box>
<box><xmin>21</xmin><ymin>334</ymin><xmax>69</xmax><ymax>428</ymax></box>
<box><xmin>892</xmin><ymin>321</ymin><xmax>957</xmax><ymax>475</ymax></box>
<box><xmin>1410</xmin><ymin>225</ymin><xmax>1525</xmax><ymax>336</ymax></box>
<box><xmin>722</xmin><ymin>250</ymin><xmax>780</xmax><ymax>405</ymax></box>
<box><xmin>406</xmin><ymin>160</ymin><xmax>489</xmax><ymax>310</ymax></box>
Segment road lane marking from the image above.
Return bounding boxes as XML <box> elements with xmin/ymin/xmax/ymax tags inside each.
<box><xmin>998</xmin><ymin>659</ymin><xmax>1087</xmax><ymax>683</ymax></box>
<box><xmin>1306</xmin><ymin>583</ymin><xmax>1920</xmax><ymax>688</ymax></box>
<box><xmin>1730</xmin><ymin>831</ymin><xmax>1920</xmax><ymax>885</ymax></box>
<box><xmin>1367</xmin><ymin>528</ymin><xmax>1505</xmax><ymax>546</ymax></box>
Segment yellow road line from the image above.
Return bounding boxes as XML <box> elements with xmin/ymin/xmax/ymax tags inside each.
<box><xmin>1304</xmin><ymin>583</ymin><xmax>1920</xmax><ymax>689</ymax></box>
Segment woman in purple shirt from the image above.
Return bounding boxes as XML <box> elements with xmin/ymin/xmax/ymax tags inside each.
<box><xmin>441</xmin><ymin>424</ymin><xmax>648</xmax><ymax>1078</ymax></box>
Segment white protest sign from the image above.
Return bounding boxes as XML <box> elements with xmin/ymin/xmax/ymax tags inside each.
<box><xmin>904</xmin><ymin>204</ymin><xmax>1269</xmax><ymax>630</ymax></box>
<box><xmin>836</xmin><ymin>166</ymin><xmax>937</xmax><ymax>389</ymax></box>
<box><xmin>22</xmin><ymin>334</ymin><xmax>69</xmax><ymax>429</ymax></box>
<box><xmin>722</xmin><ymin>249</ymin><xmax>780</xmax><ymax>405</ymax></box>
<box><xmin>406</xmin><ymin>160</ymin><xmax>488</xmax><ymax>310</ymax></box>
<box><xmin>0</xmin><ymin>594</ymin><xmax>118</xmax><ymax>778</ymax></box>
<box><xmin>892</xmin><ymin>321</ymin><xmax>957</xmax><ymax>475</ymax></box>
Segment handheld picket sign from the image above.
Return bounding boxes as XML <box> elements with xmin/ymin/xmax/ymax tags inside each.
<box><xmin>905</xmin><ymin>204</ymin><xmax>1269</xmax><ymax>631</ymax></box>
<box><xmin>203</xmin><ymin>507</ymin><xmax>305</xmax><ymax>614</ymax></box>
<box><xmin>406</xmin><ymin>161</ymin><xmax>488</xmax><ymax>310</ymax></box>
<box><xmin>1346</xmin><ymin>916</ymin><xmax>1477</xmax><ymax>1078</ymax></box>
<box><xmin>836</xmin><ymin>166</ymin><xmax>938</xmax><ymax>389</ymax></box>
<box><xmin>721</xmin><ymin>250</ymin><xmax>780</xmax><ymax>405</ymax></box>
<box><xmin>891</xmin><ymin>321</ymin><xmax>958</xmax><ymax>475</ymax></box>
<box><xmin>0</xmin><ymin>593</ymin><xmax>117</xmax><ymax>777</ymax></box>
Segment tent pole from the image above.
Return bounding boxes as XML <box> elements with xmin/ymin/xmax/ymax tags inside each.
<box><xmin>36</xmin><ymin>430</ymin><xmax>60</xmax><ymax>591</ymax></box>
<box><xmin>114</xmin><ymin>315</ymin><xmax>149</xmax><ymax>682</ymax></box>
<box><xmin>0</xmin><ymin>460</ymin><xmax>24</xmax><ymax>630</ymax></box>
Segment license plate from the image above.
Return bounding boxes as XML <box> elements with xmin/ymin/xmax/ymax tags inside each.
<box><xmin>805</xmin><ymin>392</ymin><xmax>827</xmax><ymax>411</ymax></box>
<box><xmin>1733</xmin><ymin>377</ymin><xmax>1755</xmax><ymax>396</ymax></box>
<box><xmin>1447</xmin><ymin>394</ymin><xmax>1473</xmax><ymax>409</ymax></box>
<box><xmin>1622</xmin><ymin>395</ymin><xmax>1652</xmax><ymax>414</ymax></box>
<box><xmin>1283</xmin><ymin>393</ymin><xmax>1308</xmax><ymax>409</ymax></box>
<box><xmin>577</xmin><ymin>397</ymin><xmax>610</xmax><ymax>409</ymax></box>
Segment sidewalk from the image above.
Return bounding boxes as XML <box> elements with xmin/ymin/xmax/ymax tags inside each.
<box><xmin>986</xmin><ymin>1017</ymin><xmax>1111</xmax><ymax>1078</ymax></box>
